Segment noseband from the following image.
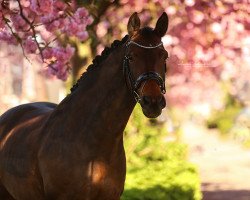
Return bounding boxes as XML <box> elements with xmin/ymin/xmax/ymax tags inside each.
<box><xmin>123</xmin><ymin>40</ymin><xmax>166</xmax><ymax>102</ymax></box>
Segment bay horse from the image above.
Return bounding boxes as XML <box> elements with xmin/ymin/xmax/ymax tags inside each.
<box><xmin>0</xmin><ymin>12</ymin><xmax>168</xmax><ymax>200</ymax></box>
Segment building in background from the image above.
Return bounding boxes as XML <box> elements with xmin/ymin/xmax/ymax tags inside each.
<box><xmin>0</xmin><ymin>43</ymin><xmax>65</xmax><ymax>115</ymax></box>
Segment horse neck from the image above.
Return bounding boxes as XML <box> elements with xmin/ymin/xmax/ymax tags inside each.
<box><xmin>56</xmin><ymin>44</ymin><xmax>136</xmax><ymax>140</ymax></box>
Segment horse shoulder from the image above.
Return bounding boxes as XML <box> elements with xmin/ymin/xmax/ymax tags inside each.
<box><xmin>0</xmin><ymin>102</ymin><xmax>57</xmax><ymax>199</ymax></box>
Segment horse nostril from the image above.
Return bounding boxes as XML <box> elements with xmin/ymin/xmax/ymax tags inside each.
<box><xmin>142</xmin><ymin>96</ymin><xmax>165</xmax><ymax>107</ymax></box>
<box><xmin>142</xmin><ymin>96</ymin><xmax>151</xmax><ymax>105</ymax></box>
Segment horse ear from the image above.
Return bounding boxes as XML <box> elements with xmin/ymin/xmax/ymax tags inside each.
<box><xmin>154</xmin><ymin>12</ymin><xmax>168</xmax><ymax>37</ymax></box>
<box><xmin>127</xmin><ymin>12</ymin><xmax>141</xmax><ymax>37</ymax></box>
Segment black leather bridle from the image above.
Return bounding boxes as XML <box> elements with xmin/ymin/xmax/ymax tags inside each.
<box><xmin>123</xmin><ymin>40</ymin><xmax>167</xmax><ymax>102</ymax></box>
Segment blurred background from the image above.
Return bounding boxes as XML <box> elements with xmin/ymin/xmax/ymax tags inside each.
<box><xmin>1</xmin><ymin>0</ymin><xmax>250</xmax><ymax>199</ymax></box>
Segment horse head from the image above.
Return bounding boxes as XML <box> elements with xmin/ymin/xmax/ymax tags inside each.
<box><xmin>124</xmin><ymin>12</ymin><xmax>169</xmax><ymax>118</ymax></box>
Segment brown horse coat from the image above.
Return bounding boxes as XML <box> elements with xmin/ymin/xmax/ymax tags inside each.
<box><xmin>0</xmin><ymin>12</ymin><xmax>168</xmax><ymax>200</ymax></box>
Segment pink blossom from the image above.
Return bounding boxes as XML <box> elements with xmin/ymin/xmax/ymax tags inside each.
<box><xmin>76</xmin><ymin>31</ymin><xmax>88</xmax><ymax>41</ymax></box>
<box><xmin>39</xmin><ymin>66</ymin><xmax>55</xmax><ymax>80</ymax></box>
<box><xmin>30</xmin><ymin>0</ymin><xmax>53</xmax><ymax>15</ymax></box>
<box><xmin>23</xmin><ymin>37</ymin><xmax>37</xmax><ymax>54</ymax></box>
<box><xmin>52</xmin><ymin>20</ymin><xmax>60</xmax><ymax>29</ymax></box>
<box><xmin>56</xmin><ymin>66</ymin><xmax>69</xmax><ymax>81</ymax></box>
<box><xmin>41</xmin><ymin>10</ymin><xmax>66</xmax><ymax>32</ymax></box>
<box><xmin>41</xmin><ymin>14</ymin><xmax>61</xmax><ymax>32</ymax></box>
<box><xmin>40</xmin><ymin>14</ymin><xmax>54</xmax><ymax>24</ymax></box>
<box><xmin>75</xmin><ymin>7</ymin><xmax>88</xmax><ymax>19</ymax></box>
<box><xmin>49</xmin><ymin>61</ymin><xmax>69</xmax><ymax>81</ymax></box>
<box><xmin>10</xmin><ymin>14</ymin><xmax>28</xmax><ymax>31</ymax></box>
<box><xmin>0</xmin><ymin>1</ymin><xmax>93</xmax><ymax>81</ymax></box>
<box><xmin>42</xmin><ymin>45</ymin><xmax>75</xmax><ymax>80</ymax></box>
<box><xmin>165</xmin><ymin>6</ymin><xmax>176</xmax><ymax>15</ymax></box>
<box><xmin>47</xmin><ymin>65</ymin><xmax>57</xmax><ymax>76</ymax></box>
<box><xmin>0</xmin><ymin>30</ymin><xmax>18</xmax><ymax>45</ymax></box>
<box><xmin>190</xmin><ymin>10</ymin><xmax>204</xmax><ymax>24</ymax></box>
<box><xmin>86</xmin><ymin>16</ymin><xmax>94</xmax><ymax>25</ymax></box>
<box><xmin>64</xmin><ymin>46</ymin><xmax>75</xmax><ymax>60</ymax></box>
<box><xmin>53</xmin><ymin>0</ymin><xmax>67</xmax><ymax>11</ymax></box>
<box><xmin>42</xmin><ymin>48</ymin><xmax>53</xmax><ymax>59</ymax></box>
<box><xmin>211</xmin><ymin>22</ymin><xmax>223</xmax><ymax>33</ymax></box>
<box><xmin>0</xmin><ymin>13</ymin><xmax>5</xmax><ymax>29</ymax></box>
<box><xmin>51</xmin><ymin>45</ymin><xmax>75</xmax><ymax>63</ymax></box>
<box><xmin>62</xmin><ymin>8</ymin><xmax>93</xmax><ymax>41</ymax></box>
<box><xmin>185</xmin><ymin>0</ymin><xmax>195</xmax><ymax>6</ymax></box>
<box><xmin>42</xmin><ymin>45</ymin><xmax>75</xmax><ymax>72</ymax></box>
<box><xmin>52</xmin><ymin>48</ymin><xmax>65</xmax><ymax>61</ymax></box>
<box><xmin>41</xmin><ymin>61</ymin><xmax>69</xmax><ymax>81</ymax></box>
<box><xmin>64</xmin><ymin>20</ymin><xmax>79</xmax><ymax>36</ymax></box>
<box><xmin>74</xmin><ymin>7</ymin><xmax>93</xmax><ymax>26</ymax></box>
<box><xmin>20</xmin><ymin>0</ymin><xmax>30</xmax><ymax>8</ymax></box>
<box><xmin>57</xmin><ymin>70</ymin><xmax>69</xmax><ymax>81</ymax></box>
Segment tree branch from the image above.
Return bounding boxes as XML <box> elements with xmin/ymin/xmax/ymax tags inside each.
<box><xmin>3</xmin><ymin>16</ymin><xmax>31</xmax><ymax>62</ymax></box>
<box><xmin>16</xmin><ymin>0</ymin><xmax>44</xmax><ymax>61</ymax></box>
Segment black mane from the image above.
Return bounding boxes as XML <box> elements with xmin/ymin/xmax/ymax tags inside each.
<box><xmin>70</xmin><ymin>35</ymin><xmax>129</xmax><ymax>93</ymax></box>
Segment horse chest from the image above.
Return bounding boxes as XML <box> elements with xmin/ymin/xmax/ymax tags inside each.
<box><xmin>85</xmin><ymin>161</ymin><xmax>126</xmax><ymax>200</ymax></box>
<box><xmin>86</xmin><ymin>160</ymin><xmax>126</xmax><ymax>199</ymax></box>
<box><xmin>39</xmin><ymin>149</ymin><xmax>126</xmax><ymax>199</ymax></box>
<box><xmin>88</xmin><ymin>161</ymin><xmax>107</xmax><ymax>185</ymax></box>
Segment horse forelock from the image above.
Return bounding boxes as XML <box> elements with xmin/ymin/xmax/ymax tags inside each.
<box><xmin>132</xmin><ymin>26</ymin><xmax>162</xmax><ymax>44</ymax></box>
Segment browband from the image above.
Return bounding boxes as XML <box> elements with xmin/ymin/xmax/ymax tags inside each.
<box><xmin>126</xmin><ymin>41</ymin><xmax>163</xmax><ymax>49</ymax></box>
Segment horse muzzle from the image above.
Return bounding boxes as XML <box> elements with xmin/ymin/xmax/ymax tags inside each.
<box><xmin>140</xmin><ymin>94</ymin><xmax>166</xmax><ymax>118</ymax></box>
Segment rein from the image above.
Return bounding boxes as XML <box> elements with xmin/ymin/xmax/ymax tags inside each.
<box><xmin>123</xmin><ymin>40</ymin><xmax>166</xmax><ymax>102</ymax></box>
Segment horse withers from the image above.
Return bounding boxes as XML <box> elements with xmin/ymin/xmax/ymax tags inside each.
<box><xmin>0</xmin><ymin>12</ymin><xmax>168</xmax><ymax>200</ymax></box>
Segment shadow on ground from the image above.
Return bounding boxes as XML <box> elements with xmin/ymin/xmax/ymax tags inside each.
<box><xmin>202</xmin><ymin>183</ymin><xmax>250</xmax><ymax>200</ymax></box>
<box><xmin>203</xmin><ymin>190</ymin><xmax>250</xmax><ymax>200</ymax></box>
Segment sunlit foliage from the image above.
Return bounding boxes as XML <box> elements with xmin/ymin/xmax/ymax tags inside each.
<box><xmin>122</xmin><ymin>105</ymin><xmax>202</xmax><ymax>200</ymax></box>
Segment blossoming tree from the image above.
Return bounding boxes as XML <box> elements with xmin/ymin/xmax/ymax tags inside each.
<box><xmin>1</xmin><ymin>0</ymin><xmax>249</xmax><ymax>110</ymax></box>
<box><xmin>0</xmin><ymin>0</ymin><xmax>93</xmax><ymax>80</ymax></box>
<box><xmin>93</xmin><ymin>0</ymin><xmax>249</xmax><ymax>110</ymax></box>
